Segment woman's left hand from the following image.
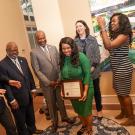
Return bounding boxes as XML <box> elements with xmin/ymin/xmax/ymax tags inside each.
<box><xmin>79</xmin><ymin>90</ymin><xmax>87</xmax><ymax>102</ymax></box>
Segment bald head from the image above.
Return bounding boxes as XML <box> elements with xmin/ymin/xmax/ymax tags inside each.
<box><xmin>6</xmin><ymin>42</ymin><xmax>17</xmax><ymax>51</ymax></box>
<box><xmin>35</xmin><ymin>30</ymin><xmax>45</xmax><ymax>38</ymax></box>
<box><xmin>6</xmin><ymin>42</ymin><xmax>19</xmax><ymax>59</ymax></box>
<box><xmin>35</xmin><ymin>30</ymin><xmax>47</xmax><ymax>46</ymax></box>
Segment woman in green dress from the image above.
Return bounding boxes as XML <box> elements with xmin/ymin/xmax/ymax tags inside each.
<box><xmin>59</xmin><ymin>37</ymin><xmax>94</xmax><ymax>135</ymax></box>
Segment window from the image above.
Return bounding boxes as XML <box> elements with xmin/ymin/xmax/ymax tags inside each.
<box><xmin>20</xmin><ymin>0</ymin><xmax>37</xmax><ymax>48</ymax></box>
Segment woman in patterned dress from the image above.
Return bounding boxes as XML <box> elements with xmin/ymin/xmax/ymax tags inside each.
<box><xmin>97</xmin><ymin>13</ymin><xmax>135</xmax><ymax>126</ymax></box>
<box><xmin>59</xmin><ymin>37</ymin><xmax>94</xmax><ymax>134</ymax></box>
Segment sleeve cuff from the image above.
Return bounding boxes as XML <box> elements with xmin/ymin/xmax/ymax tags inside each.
<box><xmin>10</xmin><ymin>99</ymin><xmax>16</xmax><ymax>104</ymax></box>
<box><xmin>31</xmin><ymin>89</ymin><xmax>37</xmax><ymax>92</ymax></box>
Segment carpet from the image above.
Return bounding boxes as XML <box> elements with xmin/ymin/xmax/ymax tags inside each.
<box><xmin>41</xmin><ymin>116</ymin><xmax>130</xmax><ymax>135</ymax></box>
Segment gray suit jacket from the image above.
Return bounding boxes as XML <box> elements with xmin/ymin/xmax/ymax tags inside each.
<box><xmin>30</xmin><ymin>45</ymin><xmax>59</xmax><ymax>87</ymax></box>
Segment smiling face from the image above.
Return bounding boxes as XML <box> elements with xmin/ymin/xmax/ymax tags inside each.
<box><xmin>76</xmin><ymin>22</ymin><xmax>86</xmax><ymax>37</ymax></box>
<box><xmin>111</xmin><ymin>15</ymin><xmax>119</xmax><ymax>32</ymax></box>
<box><xmin>6</xmin><ymin>42</ymin><xmax>19</xmax><ymax>59</ymax></box>
<box><xmin>36</xmin><ymin>31</ymin><xmax>47</xmax><ymax>46</ymax></box>
<box><xmin>61</xmin><ymin>43</ymin><xmax>72</xmax><ymax>56</ymax></box>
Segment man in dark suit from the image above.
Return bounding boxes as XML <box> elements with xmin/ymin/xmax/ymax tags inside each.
<box><xmin>0</xmin><ymin>42</ymin><xmax>43</xmax><ymax>135</ymax></box>
<box><xmin>0</xmin><ymin>74</ymin><xmax>20</xmax><ymax>135</ymax></box>
<box><xmin>31</xmin><ymin>30</ymin><xmax>74</xmax><ymax>133</ymax></box>
<box><xmin>0</xmin><ymin>89</ymin><xmax>17</xmax><ymax>135</ymax></box>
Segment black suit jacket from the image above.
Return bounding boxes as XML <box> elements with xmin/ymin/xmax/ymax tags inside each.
<box><xmin>0</xmin><ymin>74</ymin><xmax>9</xmax><ymax>112</ymax></box>
<box><xmin>0</xmin><ymin>56</ymin><xmax>36</xmax><ymax>106</ymax></box>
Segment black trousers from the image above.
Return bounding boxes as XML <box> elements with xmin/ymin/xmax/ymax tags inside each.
<box><xmin>11</xmin><ymin>102</ymin><xmax>36</xmax><ymax>135</ymax></box>
<box><xmin>0</xmin><ymin>106</ymin><xmax>18</xmax><ymax>135</ymax></box>
<box><xmin>93</xmin><ymin>78</ymin><xmax>103</xmax><ymax>112</ymax></box>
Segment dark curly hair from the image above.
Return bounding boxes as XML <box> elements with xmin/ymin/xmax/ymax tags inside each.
<box><xmin>109</xmin><ymin>13</ymin><xmax>132</xmax><ymax>44</ymax></box>
<box><xmin>75</xmin><ymin>20</ymin><xmax>90</xmax><ymax>38</ymax></box>
<box><xmin>59</xmin><ymin>37</ymin><xmax>79</xmax><ymax>69</ymax></box>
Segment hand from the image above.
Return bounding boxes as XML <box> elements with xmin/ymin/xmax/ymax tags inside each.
<box><xmin>31</xmin><ymin>91</ymin><xmax>37</xmax><ymax>98</ymax></box>
<box><xmin>56</xmin><ymin>81</ymin><xmax>61</xmax><ymax>86</ymax></box>
<box><xmin>0</xmin><ymin>89</ymin><xmax>6</xmax><ymax>94</ymax></box>
<box><xmin>60</xmin><ymin>89</ymin><xmax>64</xmax><ymax>97</ymax></box>
<box><xmin>97</xmin><ymin>16</ymin><xmax>106</xmax><ymax>29</ymax></box>
<box><xmin>49</xmin><ymin>81</ymin><xmax>57</xmax><ymax>87</ymax></box>
<box><xmin>11</xmin><ymin>100</ymin><xmax>19</xmax><ymax>110</ymax></box>
<box><xmin>79</xmin><ymin>90</ymin><xmax>88</xmax><ymax>102</ymax></box>
<box><xmin>91</xmin><ymin>66</ymin><xmax>95</xmax><ymax>73</ymax></box>
<box><xmin>60</xmin><ymin>90</ymin><xmax>64</xmax><ymax>100</ymax></box>
<box><xmin>8</xmin><ymin>80</ymin><xmax>21</xmax><ymax>89</ymax></box>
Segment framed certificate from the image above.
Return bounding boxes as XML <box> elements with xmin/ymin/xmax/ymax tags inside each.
<box><xmin>61</xmin><ymin>80</ymin><xmax>83</xmax><ymax>99</ymax></box>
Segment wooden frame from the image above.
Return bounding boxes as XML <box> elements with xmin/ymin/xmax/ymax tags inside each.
<box><xmin>61</xmin><ymin>80</ymin><xmax>83</xmax><ymax>99</ymax></box>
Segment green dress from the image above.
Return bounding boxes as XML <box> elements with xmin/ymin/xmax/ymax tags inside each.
<box><xmin>61</xmin><ymin>52</ymin><xmax>94</xmax><ymax>117</ymax></box>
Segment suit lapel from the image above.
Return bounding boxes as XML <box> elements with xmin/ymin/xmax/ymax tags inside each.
<box><xmin>37</xmin><ymin>46</ymin><xmax>52</xmax><ymax>62</ymax></box>
<box><xmin>5</xmin><ymin>56</ymin><xmax>24</xmax><ymax>76</ymax></box>
<box><xmin>46</xmin><ymin>45</ymin><xmax>59</xmax><ymax>71</ymax></box>
<box><xmin>46</xmin><ymin>45</ymin><xmax>52</xmax><ymax>61</ymax></box>
<box><xmin>18</xmin><ymin>57</ymin><xmax>25</xmax><ymax>76</ymax></box>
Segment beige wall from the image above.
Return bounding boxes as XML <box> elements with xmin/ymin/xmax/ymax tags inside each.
<box><xmin>31</xmin><ymin>0</ymin><xmax>94</xmax><ymax>47</ymax></box>
<box><xmin>0</xmin><ymin>0</ymin><xmax>39</xmax><ymax>85</ymax></box>
<box><xmin>31</xmin><ymin>0</ymin><xmax>64</xmax><ymax>48</ymax></box>
<box><xmin>58</xmin><ymin>0</ymin><xmax>94</xmax><ymax>37</ymax></box>
<box><xmin>0</xmin><ymin>0</ymin><xmax>31</xmax><ymax>60</ymax></box>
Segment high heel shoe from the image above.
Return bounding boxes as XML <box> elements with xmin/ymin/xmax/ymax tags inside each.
<box><xmin>85</xmin><ymin>129</ymin><xmax>93</xmax><ymax>135</ymax></box>
<box><xmin>77</xmin><ymin>125</ymin><xmax>87</xmax><ymax>135</ymax></box>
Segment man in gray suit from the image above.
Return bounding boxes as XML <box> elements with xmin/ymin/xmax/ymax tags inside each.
<box><xmin>30</xmin><ymin>30</ymin><xmax>74</xmax><ymax>133</ymax></box>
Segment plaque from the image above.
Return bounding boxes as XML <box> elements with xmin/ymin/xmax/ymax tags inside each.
<box><xmin>61</xmin><ymin>80</ymin><xmax>83</xmax><ymax>99</ymax></box>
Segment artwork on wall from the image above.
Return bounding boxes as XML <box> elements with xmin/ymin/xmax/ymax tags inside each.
<box><xmin>89</xmin><ymin>0</ymin><xmax>135</xmax><ymax>71</ymax></box>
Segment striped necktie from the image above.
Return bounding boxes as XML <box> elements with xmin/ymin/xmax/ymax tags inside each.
<box><xmin>14</xmin><ymin>59</ymin><xmax>23</xmax><ymax>74</ymax></box>
<box><xmin>44</xmin><ymin>46</ymin><xmax>51</xmax><ymax>61</ymax></box>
